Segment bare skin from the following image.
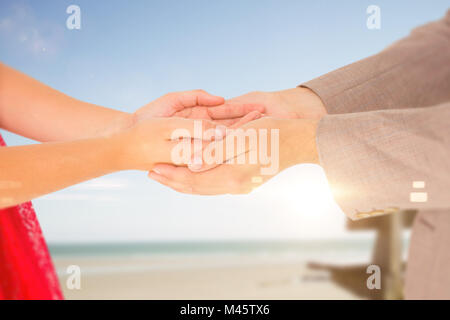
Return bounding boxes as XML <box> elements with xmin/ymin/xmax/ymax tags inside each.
<box><xmin>0</xmin><ymin>62</ymin><xmax>133</xmax><ymax>142</ymax></box>
<box><xmin>0</xmin><ymin>62</ymin><xmax>265</xmax><ymax>142</ymax></box>
<box><xmin>149</xmin><ymin>117</ymin><xmax>319</xmax><ymax>195</ymax></box>
<box><xmin>0</xmin><ymin>63</ymin><xmax>264</xmax><ymax>208</ymax></box>
<box><xmin>0</xmin><ymin>117</ymin><xmax>226</xmax><ymax>208</ymax></box>
<box><xmin>227</xmin><ymin>87</ymin><xmax>327</xmax><ymax>120</ymax></box>
<box><xmin>149</xmin><ymin>88</ymin><xmax>327</xmax><ymax>195</ymax></box>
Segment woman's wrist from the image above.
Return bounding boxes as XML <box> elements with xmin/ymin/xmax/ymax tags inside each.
<box><xmin>98</xmin><ymin>109</ymin><xmax>135</xmax><ymax>137</ymax></box>
<box><xmin>108</xmin><ymin>125</ymin><xmax>142</xmax><ymax>171</ymax></box>
<box><xmin>110</xmin><ymin>121</ymin><xmax>162</xmax><ymax>172</ymax></box>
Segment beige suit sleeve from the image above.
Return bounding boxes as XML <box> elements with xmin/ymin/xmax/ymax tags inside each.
<box><xmin>301</xmin><ymin>10</ymin><xmax>450</xmax><ymax>114</ymax></box>
<box><xmin>316</xmin><ymin>103</ymin><xmax>450</xmax><ymax>220</ymax></box>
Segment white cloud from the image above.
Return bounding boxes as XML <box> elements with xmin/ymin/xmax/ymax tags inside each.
<box><xmin>0</xmin><ymin>2</ymin><xmax>64</xmax><ymax>55</ymax></box>
<box><xmin>37</xmin><ymin>177</ymin><xmax>128</xmax><ymax>202</ymax></box>
<box><xmin>71</xmin><ymin>177</ymin><xmax>128</xmax><ymax>191</ymax></box>
<box><xmin>39</xmin><ymin>193</ymin><xmax>119</xmax><ymax>202</ymax></box>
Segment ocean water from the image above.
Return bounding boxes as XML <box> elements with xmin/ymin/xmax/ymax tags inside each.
<box><xmin>48</xmin><ymin>237</ymin><xmax>411</xmax><ymax>265</ymax></box>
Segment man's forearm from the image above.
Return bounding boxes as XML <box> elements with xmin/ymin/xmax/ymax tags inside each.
<box><xmin>316</xmin><ymin>103</ymin><xmax>450</xmax><ymax>220</ymax></box>
<box><xmin>0</xmin><ymin>62</ymin><xmax>133</xmax><ymax>142</ymax></box>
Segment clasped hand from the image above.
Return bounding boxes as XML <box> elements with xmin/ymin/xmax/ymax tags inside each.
<box><xmin>119</xmin><ymin>88</ymin><xmax>326</xmax><ymax>195</ymax></box>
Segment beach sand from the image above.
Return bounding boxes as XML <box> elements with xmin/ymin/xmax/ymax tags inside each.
<box><xmin>54</xmin><ymin>254</ymin><xmax>360</xmax><ymax>300</ymax></box>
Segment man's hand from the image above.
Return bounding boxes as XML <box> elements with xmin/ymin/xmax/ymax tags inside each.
<box><xmin>133</xmin><ymin>89</ymin><xmax>265</xmax><ymax>126</ymax></box>
<box><xmin>148</xmin><ymin>118</ymin><xmax>319</xmax><ymax>194</ymax></box>
<box><xmin>227</xmin><ymin>87</ymin><xmax>327</xmax><ymax>120</ymax></box>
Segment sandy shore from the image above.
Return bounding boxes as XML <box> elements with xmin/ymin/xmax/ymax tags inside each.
<box><xmin>53</xmin><ymin>254</ymin><xmax>359</xmax><ymax>300</ymax></box>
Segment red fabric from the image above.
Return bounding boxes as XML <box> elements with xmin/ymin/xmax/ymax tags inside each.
<box><xmin>0</xmin><ymin>133</ymin><xmax>63</xmax><ymax>300</ymax></box>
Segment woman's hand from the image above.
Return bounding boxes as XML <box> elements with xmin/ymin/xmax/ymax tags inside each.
<box><xmin>116</xmin><ymin>117</ymin><xmax>222</xmax><ymax>171</ymax></box>
<box><xmin>133</xmin><ymin>89</ymin><xmax>265</xmax><ymax>126</ymax></box>
<box><xmin>147</xmin><ymin>118</ymin><xmax>319</xmax><ymax>194</ymax></box>
<box><xmin>0</xmin><ymin>63</ymin><xmax>264</xmax><ymax>141</ymax></box>
<box><xmin>0</xmin><ymin>103</ymin><xmax>230</xmax><ymax>208</ymax></box>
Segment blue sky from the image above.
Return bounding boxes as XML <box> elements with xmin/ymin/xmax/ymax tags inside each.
<box><xmin>1</xmin><ymin>0</ymin><xmax>448</xmax><ymax>243</ymax></box>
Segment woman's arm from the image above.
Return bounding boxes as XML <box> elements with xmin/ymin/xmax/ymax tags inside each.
<box><xmin>0</xmin><ymin>116</ymin><xmax>218</xmax><ymax>209</ymax></box>
<box><xmin>0</xmin><ymin>134</ymin><xmax>122</xmax><ymax>208</ymax></box>
<box><xmin>0</xmin><ymin>62</ymin><xmax>133</xmax><ymax>142</ymax></box>
<box><xmin>0</xmin><ymin>62</ymin><xmax>264</xmax><ymax>142</ymax></box>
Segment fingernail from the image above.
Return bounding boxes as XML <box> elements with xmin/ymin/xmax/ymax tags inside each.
<box><xmin>152</xmin><ymin>168</ymin><xmax>161</xmax><ymax>175</ymax></box>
